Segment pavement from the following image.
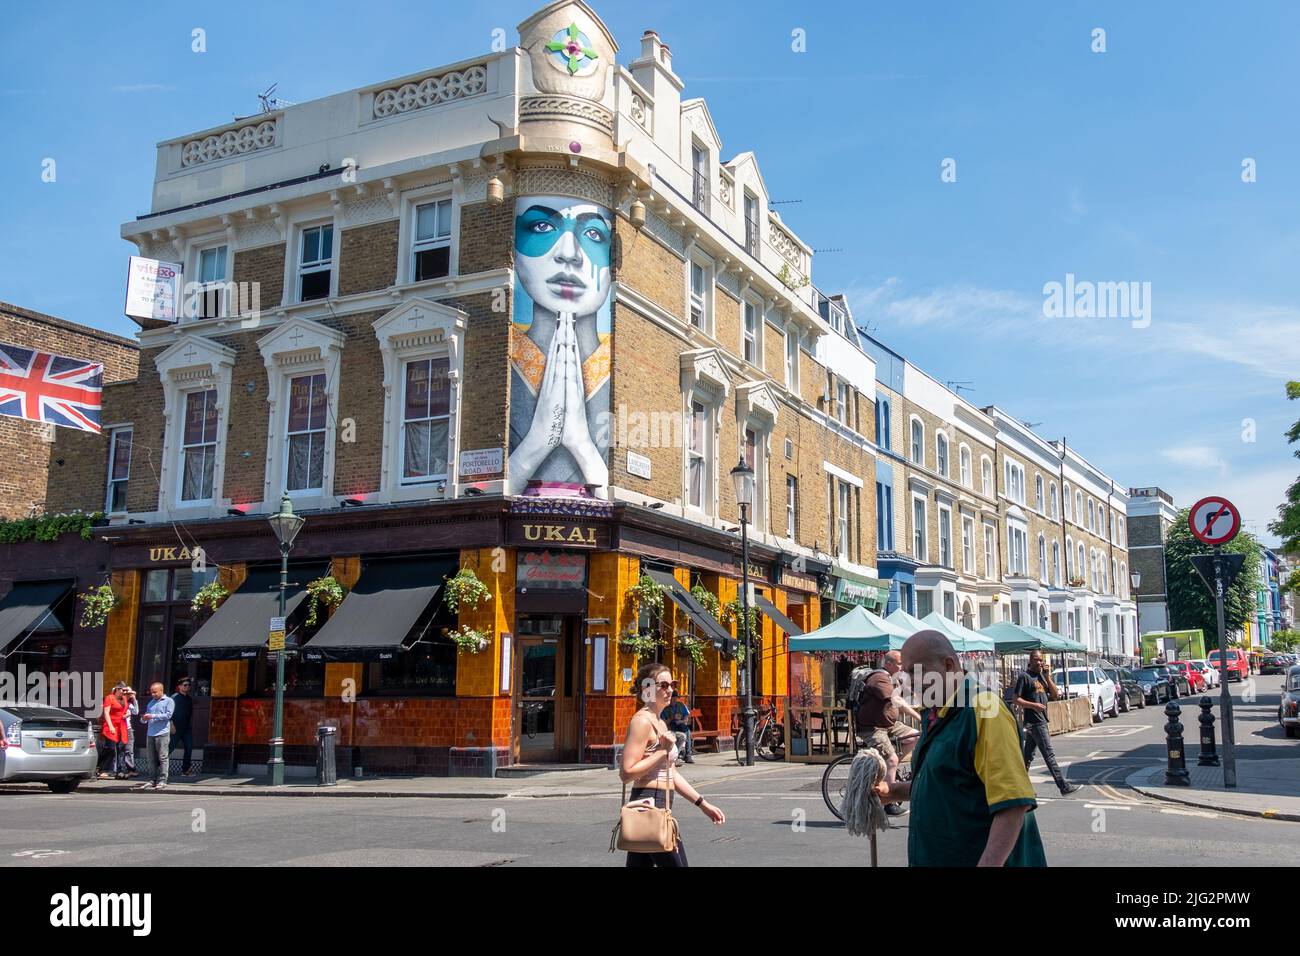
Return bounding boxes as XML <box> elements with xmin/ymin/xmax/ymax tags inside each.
<box><xmin>1127</xmin><ymin>760</ymin><xmax>1300</xmax><ymax>822</ymax></box>
<box><xmin>0</xmin><ymin>751</ymin><xmax>805</xmax><ymax>800</ymax></box>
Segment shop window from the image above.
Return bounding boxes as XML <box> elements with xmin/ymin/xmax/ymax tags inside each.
<box><xmin>365</xmin><ymin>596</ymin><xmax>458</xmax><ymax>695</ymax></box>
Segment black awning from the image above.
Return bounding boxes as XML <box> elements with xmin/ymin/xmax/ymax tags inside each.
<box><xmin>0</xmin><ymin>581</ymin><xmax>73</xmax><ymax>656</ymax></box>
<box><xmin>754</xmin><ymin>594</ymin><xmax>804</xmax><ymax>636</ymax></box>
<box><xmin>301</xmin><ymin>559</ymin><xmax>443</xmax><ymax>663</ymax></box>
<box><xmin>182</xmin><ymin>565</ymin><xmax>320</xmax><ymax>661</ymax></box>
<box><xmin>645</xmin><ymin>569</ymin><xmax>736</xmax><ymax>651</ymax></box>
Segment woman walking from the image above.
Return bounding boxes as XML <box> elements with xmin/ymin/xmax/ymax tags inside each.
<box><xmin>619</xmin><ymin>662</ymin><xmax>725</xmax><ymax>867</ymax></box>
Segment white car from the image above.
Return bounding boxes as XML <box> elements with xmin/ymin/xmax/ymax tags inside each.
<box><xmin>1190</xmin><ymin>659</ymin><xmax>1220</xmax><ymax>689</ymax></box>
<box><xmin>1053</xmin><ymin>667</ymin><xmax>1118</xmax><ymax>722</ymax></box>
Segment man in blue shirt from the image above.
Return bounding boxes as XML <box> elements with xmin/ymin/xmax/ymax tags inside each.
<box><xmin>138</xmin><ymin>682</ymin><xmax>175</xmax><ymax>790</ymax></box>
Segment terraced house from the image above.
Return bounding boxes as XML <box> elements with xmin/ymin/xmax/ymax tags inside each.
<box><xmin>15</xmin><ymin>0</ymin><xmax>884</xmax><ymax>775</ymax></box>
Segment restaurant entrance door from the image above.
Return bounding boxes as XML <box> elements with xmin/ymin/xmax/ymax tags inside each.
<box><xmin>513</xmin><ymin>614</ymin><xmax>582</xmax><ymax>763</ymax></box>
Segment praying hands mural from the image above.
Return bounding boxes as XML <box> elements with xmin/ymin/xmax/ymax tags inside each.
<box><xmin>508</xmin><ymin>195</ymin><xmax>612</xmax><ymax>496</ymax></box>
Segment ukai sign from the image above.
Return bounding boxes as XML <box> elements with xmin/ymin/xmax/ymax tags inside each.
<box><xmin>148</xmin><ymin>545</ymin><xmax>203</xmax><ymax>563</ymax></box>
<box><xmin>507</xmin><ymin>518</ymin><xmax>609</xmax><ymax>549</ymax></box>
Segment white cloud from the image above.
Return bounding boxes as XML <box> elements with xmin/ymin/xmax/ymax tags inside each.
<box><xmin>1160</xmin><ymin>444</ymin><xmax>1229</xmax><ymax>474</ymax></box>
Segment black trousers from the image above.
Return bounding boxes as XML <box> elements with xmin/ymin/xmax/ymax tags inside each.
<box><xmin>1022</xmin><ymin>721</ymin><xmax>1069</xmax><ymax>792</ymax></box>
<box><xmin>624</xmin><ymin>787</ymin><xmax>689</xmax><ymax>868</ymax></box>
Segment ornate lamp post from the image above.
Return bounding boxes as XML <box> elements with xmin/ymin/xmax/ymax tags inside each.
<box><xmin>266</xmin><ymin>492</ymin><xmax>305</xmax><ymax>786</ymax></box>
<box><xmin>730</xmin><ymin>457</ymin><xmax>756</xmax><ymax>767</ymax></box>
<box><xmin>1130</xmin><ymin>569</ymin><xmax>1142</xmax><ymax>665</ymax></box>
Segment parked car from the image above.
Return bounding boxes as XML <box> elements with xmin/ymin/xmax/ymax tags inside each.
<box><xmin>1261</xmin><ymin>656</ymin><xmax>1287</xmax><ymax>675</ymax></box>
<box><xmin>1168</xmin><ymin>660</ymin><xmax>1206</xmax><ymax>694</ymax></box>
<box><xmin>0</xmin><ymin>704</ymin><xmax>97</xmax><ymax>793</ymax></box>
<box><xmin>1101</xmin><ymin>665</ymin><xmax>1146</xmax><ymax>713</ymax></box>
<box><xmin>1208</xmin><ymin>648</ymin><xmax>1250</xmax><ymax>682</ymax></box>
<box><xmin>1133</xmin><ymin>666</ymin><xmax>1175</xmax><ymax>704</ymax></box>
<box><xmin>1156</xmin><ymin>664</ymin><xmax>1191</xmax><ymax>697</ymax></box>
<box><xmin>1190</xmin><ymin>660</ymin><xmax>1219</xmax><ymax>689</ymax></box>
<box><xmin>1053</xmin><ymin>666</ymin><xmax>1118</xmax><ymax>722</ymax></box>
<box><xmin>1279</xmin><ymin>665</ymin><xmax>1300</xmax><ymax>739</ymax></box>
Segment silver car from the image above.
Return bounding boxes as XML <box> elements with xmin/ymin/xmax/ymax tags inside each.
<box><xmin>0</xmin><ymin>704</ymin><xmax>97</xmax><ymax>793</ymax></box>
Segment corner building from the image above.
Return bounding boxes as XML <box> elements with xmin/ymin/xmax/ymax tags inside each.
<box><xmin>43</xmin><ymin>1</ymin><xmax>883</xmax><ymax>774</ymax></box>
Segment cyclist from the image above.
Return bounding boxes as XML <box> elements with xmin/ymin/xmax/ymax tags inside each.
<box><xmin>855</xmin><ymin>650</ymin><xmax>920</xmax><ymax>815</ymax></box>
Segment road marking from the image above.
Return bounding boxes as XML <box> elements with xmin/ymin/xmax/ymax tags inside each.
<box><xmin>1158</xmin><ymin>807</ymin><xmax>1219</xmax><ymax>819</ymax></box>
<box><xmin>1073</xmin><ymin>726</ymin><xmax>1149</xmax><ymax>738</ymax></box>
<box><xmin>1084</xmin><ymin>803</ymin><xmax>1133</xmax><ymax>810</ymax></box>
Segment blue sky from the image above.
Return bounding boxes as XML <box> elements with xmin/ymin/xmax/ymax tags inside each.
<box><xmin>2</xmin><ymin>0</ymin><xmax>1297</xmax><ymax>543</ymax></box>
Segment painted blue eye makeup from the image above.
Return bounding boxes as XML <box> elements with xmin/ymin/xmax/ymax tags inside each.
<box><xmin>515</xmin><ymin>205</ymin><xmax>611</xmax><ymax>269</ymax></box>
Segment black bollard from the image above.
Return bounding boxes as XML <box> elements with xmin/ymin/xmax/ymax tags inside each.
<box><xmin>1197</xmin><ymin>696</ymin><xmax>1220</xmax><ymax>767</ymax></box>
<box><xmin>1163</xmin><ymin>699</ymin><xmax>1190</xmax><ymax>786</ymax></box>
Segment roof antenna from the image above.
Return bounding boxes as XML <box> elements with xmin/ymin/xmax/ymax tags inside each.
<box><xmin>258</xmin><ymin>83</ymin><xmax>295</xmax><ymax>113</ymax></box>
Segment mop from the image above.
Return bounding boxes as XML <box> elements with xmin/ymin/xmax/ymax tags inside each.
<box><xmin>841</xmin><ymin>747</ymin><xmax>890</xmax><ymax>866</ymax></box>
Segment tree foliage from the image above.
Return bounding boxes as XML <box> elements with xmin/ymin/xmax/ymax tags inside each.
<box><xmin>1165</xmin><ymin>507</ymin><xmax>1260</xmax><ymax>649</ymax></box>
<box><xmin>1268</xmin><ymin>380</ymin><xmax>1300</xmax><ymax>554</ymax></box>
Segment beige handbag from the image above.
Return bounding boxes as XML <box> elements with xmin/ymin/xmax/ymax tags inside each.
<box><xmin>609</xmin><ymin>735</ymin><xmax>679</xmax><ymax>853</ymax></box>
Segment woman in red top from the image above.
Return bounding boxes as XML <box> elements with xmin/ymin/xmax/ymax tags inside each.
<box><xmin>96</xmin><ymin>683</ymin><xmax>130</xmax><ymax>779</ymax></box>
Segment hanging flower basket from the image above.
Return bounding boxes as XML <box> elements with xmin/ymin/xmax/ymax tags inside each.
<box><xmin>448</xmin><ymin>624</ymin><xmax>490</xmax><ymax>654</ymax></box>
<box><xmin>77</xmin><ymin>584</ymin><xmax>119</xmax><ymax>629</ymax></box>
<box><xmin>721</xmin><ymin>598</ymin><xmax>758</xmax><ymax>641</ymax></box>
<box><xmin>690</xmin><ymin>583</ymin><xmax>721</xmax><ymax>620</ymax></box>
<box><xmin>620</xmin><ymin>630</ymin><xmax>663</xmax><ymax>662</ymax></box>
<box><xmin>677</xmin><ymin>633</ymin><xmax>707</xmax><ymax>669</ymax></box>
<box><xmin>625</xmin><ymin>574</ymin><xmax>665</xmax><ymax>616</ymax></box>
<box><xmin>191</xmin><ymin>581</ymin><xmax>229</xmax><ymax>616</ymax></box>
<box><xmin>444</xmin><ymin>568</ymin><xmax>492</xmax><ymax>614</ymax></box>
<box><xmin>303</xmin><ymin>576</ymin><xmax>346</xmax><ymax>628</ymax></box>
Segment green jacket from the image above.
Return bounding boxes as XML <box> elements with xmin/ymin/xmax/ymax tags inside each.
<box><xmin>907</xmin><ymin>676</ymin><xmax>1047</xmax><ymax>867</ymax></box>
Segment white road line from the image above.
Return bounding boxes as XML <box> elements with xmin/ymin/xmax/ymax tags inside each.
<box><xmin>1158</xmin><ymin>807</ymin><xmax>1219</xmax><ymax>819</ymax></box>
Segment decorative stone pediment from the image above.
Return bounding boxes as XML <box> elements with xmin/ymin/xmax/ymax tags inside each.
<box><xmin>257</xmin><ymin>316</ymin><xmax>344</xmax><ymax>370</ymax></box>
<box><xmin>680</xmin><ymin>348</ymin><xmax>730</xmax><ymax>398</ymax></box>
<box><xmin>735</xmin><ymin>380</ymin><xmax>780</xmax><ymax>427</ymax></box>
<box><xmin>154</xmin><ymin>334</ymin><xmax>235</xmax><ymax>385</ymax></box>
<box><xmin>372</xmin><ymin>298</ymin><xmax>468</xmax><ymax>372</ymax></box>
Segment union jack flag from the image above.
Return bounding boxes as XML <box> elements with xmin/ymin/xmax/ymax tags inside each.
<box><xmin>0</xmin><ymin>343</ymin><xmax>103</xmax><ymax>434</ymax></box>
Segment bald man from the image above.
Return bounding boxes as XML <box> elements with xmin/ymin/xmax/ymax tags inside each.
<box><xmin>876</xmin><ymin>630</ymin><xmax>1047</xmax><ymax>867</ymax></box>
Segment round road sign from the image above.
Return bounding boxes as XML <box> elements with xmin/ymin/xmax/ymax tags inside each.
<box><xmin>1188</xmin><ymin>496</ymin><xmax>1241</xmax><ymax>546</ymax></box>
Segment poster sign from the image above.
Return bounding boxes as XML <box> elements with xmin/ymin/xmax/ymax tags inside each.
<box><xmin>125</xmin><ymin>256</ymin><xmax>182</xmax><ymax>323</ymax></box>
<box><xmin>516</xmin><ymin>550</ymin><xmax>587</xmax><ymax>589</ymax></box>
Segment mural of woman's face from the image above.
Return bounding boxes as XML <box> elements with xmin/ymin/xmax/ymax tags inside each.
<box><xmin>514</xmin><ymin>198</ymin><xmax>612</xmax><ymax>316</ymax></box>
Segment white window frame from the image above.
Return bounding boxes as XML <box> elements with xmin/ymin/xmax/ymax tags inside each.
<box><xmin>935</xmin><ymin>433</ymin><xmax>949</xmax><ymax>478</ymax></box>
<box><xmin>153</xmin><ymin>335</ymin><xmax>235</xmax><ymax>517</ymax></box>
<box><xmin>1050</xmin><ymin>482</ymin><xmax>1059</xmax><ymax>519</ymax></box>
<box><xmin>294</xmin><ymin>219</ymin><xmax>337</xmax><ymax>303</ymax></box>
<box><xmin>959</xmin><ymin>444</ymin><xmax>971</xmax><ymax>488</ymax></box>
<box><xmin>406</xmin><ymin>193</ymin><xmax>456</xmax><ymax>285</ymax></box>
<box><xmin>786</xmin><ymin>475</ymin><xmax>797</xmax><ymax>539</ymax></box>
<box><xmin>687</xmin><ymin>396</ymin><xmax>714</xmax><ymax>514</ymax></box>
<box><xmin>962</xmin><ymin>515</ymin><xmax>975</xmax><ymax>573</ymax></box>
<box><xmin>398</xmin><ymin>357</ymin><xmax>454</xmax><ymax>486</ymax></box>
<box><xmin>835</xmin><ymin>379</ymin><xmax>849</xmax><ymax>425</ymax></box>
<box><xmin>281</xmin><ymin>372</ymin><xmax>329</xmax><ymax>495</ymax></box>
<box><xmin>258</xmin><ymin>317</ymin><xmax>345</xmax><ymax>509</ymax></box>
<box><xmin>742</xmin><ymin>297</ymin><xmax>762</xmax><ymax>368</ymax></box>
<box><xmin>373</xmin><ymin>297</ymin><xmax>467</xmax><ymax>502</ymax></box>
<box><xmin>1035</xmin><ymin>473</ymin><xmax>1044</xmax><ymax>513</ymax></box>
<box><xmin>784</xmin><ymin>327</ymin><xmax>799</xmax><ymax>390</ymax></box>
<box><xmin>912</xmin><ymin>494</ymin><xmax>928</xmax><ymax>563</ymax></box>
<box><xmin>190</xmin><ymin>241</ymin><xmax>230</xmax><ymax>320</ymax></box>
<box><xmin>178</xmin><ymin>389</ymin><xmax>220</xmax><ymax>505</ymax></box>
<box><xmin>743</xmin><ymin>421</ymin><xmax>770</xmax><ymax>534</ymax></box>
<box><xmin>687</xmin><ymin>253</ymin><xmax>715</xmax><ymax>333</ymax></box>
<box><xmin>1052</xmin><ymin>540</ymin><xmax>1062</xmax><ymax>587</ymax></box>
<box><xmin>910</xmin><ymin>416</ymin><xmax>925</xmax><ymax>466</ymax></box>
<box><xmin>837</xmin><ymin>480</ymin><xmax>852</xmax><ymax>560</ymax></box>
<box><xmin>983</xmin><ymin>523</ymin><xmax>997</xmax><ymax>580</ymax></box>
<box><xmin>1075</xmin><ymin>490</ymin><xmax>1084</xmax><ymax>526</ymax></box>
<box><xmin>1004</xmin><ymin>460</ymin><xmax>1026</xmax><ymax>505</ymax></box>
<box><xmin>938</xmin><ymin>504</ymin><xmax>952</xmax><ymax>568</ymax></box>
<box><xmin>981</xmin><ymin>456</ymin><xmax>993</xmax><ymax>497</ymax></box>
<box><xmin>1038</xmin><ymin>534</ymin><xmax>1048</xmax><ymax>584</ymax></box>
<box><xmin>104</xmin><ymin>425</ymin><xmax>133</xmax><ymax>515</ymax></box>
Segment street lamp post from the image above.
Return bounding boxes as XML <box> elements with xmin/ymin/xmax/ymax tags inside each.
<box><xmin>1130</xmin><ymin>569</ymin><xmax>1142</xmax><ymax>665</ymax></box>
<box><xmin>730</xmin><ymin>457</ymin><xmax>756</xmax><ymax>768</ymax></box>
<box><xmin>266</xmin><ymin>492</ymin><xmax>305</xmax><ymax>787</ymax></box>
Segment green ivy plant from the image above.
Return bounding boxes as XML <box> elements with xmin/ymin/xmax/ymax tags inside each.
<box><xmin>626</xmin><ymin>574</ymin><xmax>665</xmax><ymax>616</ymax></box>
<box><xmin>690</xmin><ymin>583</ymin><xmax>721</xmax><ymax>620</ymax></box>
<box><xmin>620</xmin><ymin>630</ymin><xmax>663</xmax><ymax>662</ymax></box>
<box><xmin>0</xmin><ymin>511</ymin><xmax>105</xmax><ymax>544</ymax></box>
<box><xmin>777</xmin><ymin>263</ymin><xmax>810</xmax><ymax>291</ymax></box>
<box><xmin>721</xmin><ymin>598</ymin><xmax>759</xmax><ymax>641</ymax></box>
<box><xmin>677</xmin><ymin>633</ymin><xmax>707</xmax><ymax>669</ymax></box>
<box><xmin>77</xmin><ymin>584</ymin><xmax>118</xmax><ymax>629</ymax></box>
<box><xmin>191</xmin><ymin>581</ymin><xmax>229</xmax><ymax>615</ymax></box>
<box><xmin>304</xmin><ymin>576</ymin><xmax>346</xmax><ymax>628</ymax></box>
<box><xmin>448</xmin><ymin>624</ymin><xmax>490</xmax><ymax>654</ymax></box>
<box><xmin>444</xmin><ymin>568</ymin><xmax>492</xmax><ymax>614</ymax></box>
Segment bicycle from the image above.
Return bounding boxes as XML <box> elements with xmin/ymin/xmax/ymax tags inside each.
<box><xmin>733</xmin><ymin>699</ymin><xmax>785</xmax><ymax>763</ymax></box>
<box><xmin>821</xmin><ymin>723</ymin><xmax>916</xmax><ymax>821</ymax></box>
